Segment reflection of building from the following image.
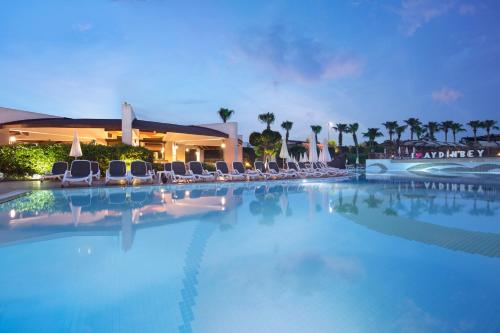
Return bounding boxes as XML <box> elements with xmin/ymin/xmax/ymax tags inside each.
<box><xmin>0</xmin><ymin>103</ymin><xmax>243</xmax><ymax>164</ymax></box>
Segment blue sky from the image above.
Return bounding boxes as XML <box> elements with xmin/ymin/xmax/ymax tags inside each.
<box><xmin>0</xmin><ymin>0</ymin><xmax>499</xmax><ymax>143</ymax></box>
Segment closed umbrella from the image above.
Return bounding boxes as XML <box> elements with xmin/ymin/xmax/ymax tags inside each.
<box><xmin>309</xmin><ymin>134</ymin><xmax>318</xmax><ymax>163</ymax></box>
<box><xmin>70</xmin><ymin>130</ymin><xmax>83</xmax><ymax>158</ymax></box>
<box><xmin>405</xmin><ymin>146</ymin><xmax>409</xmax><ymax>155</ymax></box>
<box><xmin>279</xmin><ymin>138</ymin><xmax>290</xmax><ymax>168</ymax></box>
<box><xmin>322</xmin><ymin>138</ymin><xmax>331</xmax><ymax>162</ymax></box>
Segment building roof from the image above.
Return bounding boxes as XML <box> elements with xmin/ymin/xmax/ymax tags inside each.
<box><xmin>0</xmin><ymin>117</ymin><xmax>229</xmax><ymax>138</ymax></box>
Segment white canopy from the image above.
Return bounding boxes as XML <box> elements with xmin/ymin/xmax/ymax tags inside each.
<box><xmin>279</xmin><ymin>138</ymin><xmax>290</xmax><ymax>160</ymax></box>
<box><xmin>309</xmin><ymin>134</ymin><xmax>318</xmax><ymax>162</ymax></box>
<box><xmin>70</xmin><ymin>130</ymin><xmax>83</xmax><ymax>158</ymax></box>
<box><xmin>322</xmin><ymin>138</ymin><xmax>331</xmax><ymax>162</ymax></box>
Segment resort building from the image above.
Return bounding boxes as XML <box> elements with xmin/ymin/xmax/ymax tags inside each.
<box><xmin>0</xmin><ymin>103</ymin><xmax>243</xmax><ymax>165</ymax></box>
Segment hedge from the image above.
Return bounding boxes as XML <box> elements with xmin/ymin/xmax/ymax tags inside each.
<box><xmin>0</xmin><ymin>143</ymin><xmax>153</xmax><ymax>179</ymax></box>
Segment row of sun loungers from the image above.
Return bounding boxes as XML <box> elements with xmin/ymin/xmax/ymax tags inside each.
<box><xmin>42</xmin><ymin>159</ymin><xmax>349</xmax><ymax>187</ymax></box>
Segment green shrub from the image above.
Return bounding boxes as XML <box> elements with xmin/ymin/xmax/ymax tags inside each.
<box><xmin>0</xmin><ymin>143</ymin><xmax>153</xmax><ymax>179</ymax></box>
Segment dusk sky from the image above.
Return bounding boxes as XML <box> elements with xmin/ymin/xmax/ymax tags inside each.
<box><xmin>1</xmin><ymin>0</ymin><xmax>499</xmax><ymax>143</ymax></box>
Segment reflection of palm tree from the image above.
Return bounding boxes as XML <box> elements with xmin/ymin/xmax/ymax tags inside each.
<box><xmin>383</xmin><ymin>208</ymin><xmax>398</xmax><ymax>216</ymax></box>
<box><xmin>364</xmin><ymin>194</ymin><xmax>383</xmax><ymax>209</ymax></box>
<box><xmin>249</xmin><ymin>188</ymin><xmax>282</xmax><ymax>224</ymax></box>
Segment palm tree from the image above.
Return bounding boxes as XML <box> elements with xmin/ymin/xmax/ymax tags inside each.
<box><xmin>217</xmin><ymin>108</ymin><xmax>234</xmax><ymax>123</ymax></box>
<box><xmin>347</xmin><ymin>123</ymin><xmax>360</xmax><ymax>163</ymax></box>
<box><xmin>258</xmin><ymin>112</ymin><xmax>275</xmax><ymax>130</ymax></box>
<box><xmin>467</xmin><ymin>120</ymin><xmax>482</xmax><ymax>143</ymax></box>
<box><xmin>440</xmin><ymin>120</ymin><xmax>454</xmax><ymax>143</ymax></box>
<box><xmin>362</xmin><ymin>128</ymin><xmax>383</xmax><ymax>152</ymax></box>
<box><xmin>395</xmin><ymin>125</ymin><xmax>407</xmax><ymax>142</ymax></box>
<box><xmin>450</xmin><ymin>122</ymin><xmax>466</xmax><ymax>143</ymax></box>
<box><xmin>281</xmin><ymin>121</ymin><xmax>293</xmax><ymax>144</ymax></box>
<box><xmin>482</xmin><ymin>120</ymin><xmax>499</xmax><ymax>141</ymax></box>
<box><xmin>382</xmin><ymin>121</ymin><xmax>398</xmax><ymax>141</ymax></box>
<box><xmin>404</xmin><ymin>118</ymin><xmax>422</xmax><ymax>140</ymax></box>
<box><xmin>422</xmin><ymin>121</ymin><xmax>440</xmax><ymax>140</ymax></box>
<box><xmin>415</xmin><ymin>125</ymin><xmax>424</xmax><ymax>140</ymax></box>
<box><xmin>310</xmin><ymin>125</ymin><xmax>322</xmax><ymax>144</ymax></box>
<box><xmin>333</xmin><ymin>123</ymin><xmax>348</xmax><ymax>147</ymax></box>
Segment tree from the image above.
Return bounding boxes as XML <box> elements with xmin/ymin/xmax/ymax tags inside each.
<box><xmin>440</xmin><ymin>120</ymin><xmax>454</xmax><ymax>143</ymax></box>
<box><xmin>482</xmin><ymin>120</ymin><xmax>499</xmax><ymax>142</ymax></box>
<box><xmin>382</xmin><ymin>121</ymin><xmax>398</xmax><ymax>141</ymax></box>
<box><xmin>310</xmin><ymin>125</ymin><xmax>322</xmax><ymax>145</ymax></box>
<box><xmin>395</xmin><ymin>125</ymin><xmax>407</xmax><ymax>142</ymax></box>
<box><xmin>217</xmin><ymin>108</ymin><xmax>234</xmax><ymax>123</ymax></box>
<box><xmin>347</xmin><ymin>123</ymin><xmax>359</xmax><ymax>163</ymax></box>
<box><xmin>333</xmin><ymin>123</ymin><xmax>348</xmax><ymax>147</ymax></box>
<box><xmin>281</xmin><ymin>121</ymin><xmax>293</xmax><ymax>144</ymax></box>
<box><xmin>258</xmin><ymin>112</ymin><xmax>275</xmax><ymax>130</ymax></box>
<box><xmin>450</xmin><ymin>122</ymin><xmax>466</xmax><ymax>143</ymax></box>
<box><xmin>362</xmin><ymin>128</ymin><xmax>383</xmax><ymax>152</ymax></box>
<box><xmin>467</xmin><ymin>120</ymin><xmax>482</xmax><ymax>143</ymax></box>
<box><xmin>415</xmin><ymin>125</ymin><xmax>424</xmax><ymax>140</ymax></box>
<box><xmin>249</xmin><ymin>129</ymin><xmax>282</xmax><ymax>162</ymax></box>
<box><xmin>404</xmin><ymin>118</ymin><xmax>422</xmax><ymax>140</ymax></box>
<box><xmin>423</xmin><ymin>121</ymin><xmax>440</xmax><ymax>141</ymax></box>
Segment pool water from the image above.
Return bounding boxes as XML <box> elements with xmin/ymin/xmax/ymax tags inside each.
<box><xmin>0</xmin><ymin>176</ymin><xmax>499</xmax><ymax>333</ymax></box>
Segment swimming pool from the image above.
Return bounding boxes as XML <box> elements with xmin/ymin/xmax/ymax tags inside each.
<box><xmin>1</xmin><ymin>175</ymin><xmax>499</xmax><ymax>332</ymax></box>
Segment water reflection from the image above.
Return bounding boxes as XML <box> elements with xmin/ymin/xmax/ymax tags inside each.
<box><xmin>0</xmin><ymin>178</ymin><xmax>499</xmax><ymax>256</ymax></box>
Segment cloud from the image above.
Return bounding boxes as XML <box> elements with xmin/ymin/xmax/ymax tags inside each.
<box><xmin>432</xmin><ymin>87</ymin><xmax>462</xmax><ymax>103</ymax></box>
<box><xmin>73</xmin><ymin>22</ymin><xmax>93</xmax><ymax>32</ymax></box>
<box><xmin>396</xmin><ymin>0</ymin><xmax>454</xmax><ymax>36</ymax></box>
<box><xmin>237</xmin><ymin>25</ymin><xmax>362</xmax><ymax>82</ymax></box>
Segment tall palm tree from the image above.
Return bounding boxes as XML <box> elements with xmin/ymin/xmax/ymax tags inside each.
<box><xmin>347</xmin><ymin>123</ymin><xmax>359</xmax><ymax>163</ymax></box>
<box><xmin>482</xmin><ymin>120</ymin><xmax>499</xmax><ymax>141</ymax></box>
<box><xmin>310</xmin><ymin>125</ymin><xmax>322</xmax><ymax>144</ymax></box>
<box><xmin>333</xmin><ymin>123</ymin><xmax>348</xmax><ymax>147</ymax></box>
<box><xmin>258</xmin><ymin>112</ymin><xmax>275</xmax><ymax>130</ymax></box>
<box><xmin>440</xmin><ymin>120</ymin><xmax>454</xmax><ymax>143</ymax></box>
<box><xmin>281</xmin><ymin>121</ymin><xmax>293</xmax><ymax>144</ymax></box>
<box><xmin>467</xmin><ymin>120</ymin><xmax>482</xmax><ymax>143</ymax></box>
<box><xmin>217</xmin><ymin>108</ymin><xmax>234</xmax><ymax>123</ymax></box>
<box><xmin>362</xmin><ymin>128</ymin><xmax>383</xmax><ymax>152</ymax></box>
<box><xmin>395</xmin><ymin>125</ymin><xmax>407</xmax><ymax>142</ymax></box>
<box><xmin>381</xmin><ymin>121</ymin><xmax>398</xmax><ymax>141</ymax></box>
<box><xmin>423</xmin><ymin>121</ymin><xmax>440</xmax><ymax>141</ymax></box>
<box><xmin>415</xmin><ymin>125</ymin><xmax>424</xmax><ymax>140</ymax></box>
<box><xmin>404</xmin><ymin>118</ymin><xmax>422</xmax><ymax>140</ymax></box>
<box><xmin>450</xmin><ymin>122</ymin><xmax>466</xmax><ymax>143</ymax></box>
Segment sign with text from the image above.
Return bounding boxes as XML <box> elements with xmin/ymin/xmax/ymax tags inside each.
<box><xmin>411</xmin><ymin>149</ymin><xmax>485</xmax><ymax>159</ymax></box>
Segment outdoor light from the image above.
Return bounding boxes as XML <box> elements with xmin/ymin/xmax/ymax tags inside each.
<box><xmin>9</xmin><ymin>209</ymin><xmax>16</xmax><ymax>219</ymax></box>
<box><xmin>221</xmin><ymin>142</ymin><xmax>226</xmax><ymax>149</ymax></box>
<box><xmin>185</xmin><ymin>190</ymin><xmax>190</xmax><ymax>196</ymax></box>
<box><xmin>221</xmin><ymin>197</ymin><xmax>226</xmax><ymax>205</ymax></box>
<box><xmin>9</xmin><ymin>136</ymin><xmax>16</xmax><ymax>144</ymax></box>
<box><xmin>186</xmin><ymin>148</ymin><xmax>190</xmax><ymax>152</ymax></box>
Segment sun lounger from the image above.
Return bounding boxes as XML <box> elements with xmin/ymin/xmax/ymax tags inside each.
<box><xmin>232</xmin><ymin>161</ymin><xmax>262</xmax><ymax>180</ymax></box>
<box><xmin>216</xmin><ymin>161</ymin><xmax>245</xmax><ymax>181</ymax></box>
<box><xmin>62</xmin><ymin>160</ymin><xmax>93</xmax><ymax>187</ymax></box>
<box><xmin>129</xmin><ymin>160</ymin><xmax>153</xmax><ymax>184</ymax></box>
<box><xmin>268</xmin><ymin>161</ymin><xmax>296</xmax><ymax>178</ymax></box>
<box><xmin>298</xmin><ymin>162</ymin><xmax>323</xmax><ymax>177</ymax></box>
<box><xmin>91</xmin><ymin>161</ymin><xmax>101</xmax><ymax>180</ymax></box>
<box><xmin>156</xmin><ymin>163</ymin><xmax>173</xmax><ymax>183</ymax></box>
<box><xmin>105</xmin><ymin>160</ymin><xmax>128</xmax><ymax>185</ymax></box>
<box><xmin>253</xmin><ymin>161</ymin><xmax>274</xmax><ymax>179</ymax></box>
<box><xmin>41</xmin><ymin>161</ymin><xmax>68</xmax><ymax>182</ymax></box>
<box><xmin>189</xmin><ymin>161</ymin><xmax>216</xmax><ymax>181</ymax></box>
<box><xmin>172</xmin><ymin>161</ymin><xmax>196</xmax><ymax>182</ymax></box>
<box><xmin>286</xmin><ymin>161</ymin><xmax>309</xmax><ymax>178</ymax></box>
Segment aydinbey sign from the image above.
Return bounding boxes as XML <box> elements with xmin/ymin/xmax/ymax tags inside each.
<box><xmin>410</xmin><ymin>150</ymin><xmax>485</xmax><ymax>159</ymax></box>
